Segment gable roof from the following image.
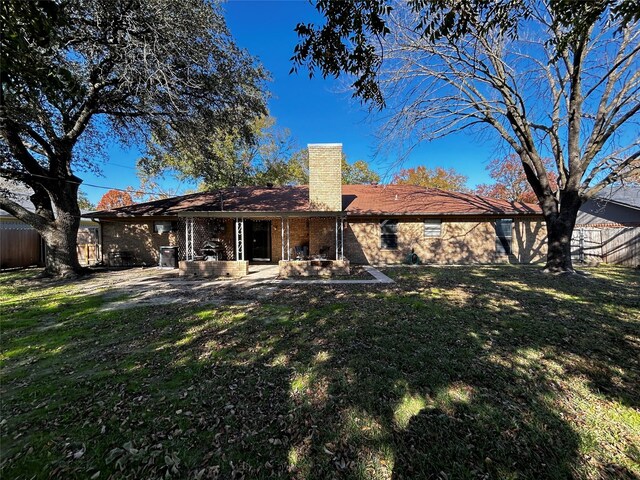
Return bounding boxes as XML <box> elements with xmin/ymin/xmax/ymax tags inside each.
<box><xmin>86</xmin><ymin>184</ymin><xmax>541</xmax><ymax>218</ymax></box>
<box><xmin>592</xmin><ymin>184</ymin><xmax>640</xmax><ymax>210</ymax></box>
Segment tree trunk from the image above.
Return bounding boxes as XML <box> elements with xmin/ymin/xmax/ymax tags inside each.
<box><xmin>39</xmin><ymin>179</ymin><xmax>83</xmax><ymax>277</ymax></box>
<box><xmin>543</xmin><ymin>190</ymin><xmax>582</xmax><ymax>273</ymax></box>
<box><xmin>41</xmin><ymin>218</ymin><xmax>81</xmax><ymax>277</ymax></box>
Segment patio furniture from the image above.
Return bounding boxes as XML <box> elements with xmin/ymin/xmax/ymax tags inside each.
<box><xmin>108</xmin><ymin>251</ymin><xmax>134</xmax><ymax>267</ymax></box>
<box><xmin>294</xmin><ymin>245</ymin><xmax>308</xmax><ymax>260</ymax></box>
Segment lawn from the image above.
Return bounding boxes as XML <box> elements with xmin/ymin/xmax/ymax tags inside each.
<box><xmin>1</xmin><ymin>265</ymin><xmax>639</xmax><ymax>479</ymax></box>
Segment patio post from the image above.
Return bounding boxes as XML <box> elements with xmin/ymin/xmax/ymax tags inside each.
<box><xmin>235</xmin><ymin>218</ymin><xmax>244</xmax><ymax>261</ymax></box>
<box><xmin>186</xmin><ymin>217</ymin><xmax>194</xmax><ymax>261</ymax></box>
<box><xmin>281</xmin><ymin>217</ymin><xmax>284</xmax><ymax>261</ymax></box>
<box><xmin>286</xmin><ymin>217</ymin><xmax>290</xmax><ymax>260</ymax></box>
<box><xmin>340</xmin><ymin>216</ymin><xmax>344</xmax><ymax>260</ymax></box>
<box><xmin>335</xmin><ymin>217</ymin><xmax>338</xmax><ymax>260</ymax></box>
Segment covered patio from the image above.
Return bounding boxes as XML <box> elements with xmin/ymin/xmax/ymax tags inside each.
<box><xmin>177</xmin><ymin>212</ymin><xmax>348</xmax><ymax>277</ymax></box>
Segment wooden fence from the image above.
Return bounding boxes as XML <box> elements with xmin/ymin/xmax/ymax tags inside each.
<box><xmin>77</xmin><ymin>243</ymin><xmax>99</xmax><ymax>266</ymax></box>
<box><xmin>572</xmin><ymin>227</ymin><xmax>640</xmax><ymax>267</ymax></box>
<box><xmin>0</xmin><ymin>228</ymin><xmax>43</xmax><ymax>269</ymax></box>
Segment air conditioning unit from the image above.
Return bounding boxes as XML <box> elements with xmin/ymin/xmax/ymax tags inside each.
<box><xmin>159</xmin><ymin>246</ymin><xmax>178</xmax><ymax>268</ymax></box>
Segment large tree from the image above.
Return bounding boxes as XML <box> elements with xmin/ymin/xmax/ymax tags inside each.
<box><xmin>0</xmin><ymin>0</ymin><xmax>267</xmax><ymax>276</ymax></box>
<box><xmin>392</xmin><ymin>165</ymin><xmax>468</xmax><ymax>191</ymax></box>
<box><xmin>286</xmin><ymin>147</ymin><xmax>380</xmax><ymax>185</ymax></box>
<box><xmin>96</xmin><ymin>189</ymin><xmax>134</xmax><ymax>211</ymax></box>
<box><xmin>142</xmin><ymin>120</ymin><xmax>381</xmax><ymax>187</ymax></box>
<box><xmin>476</xmin><ymin>155</ymin><xmax>558</xmax><ymax>203</ymax></box>
<box><xmin>139</xmin><ymin>116</ymin><xmax>295</xmax><ymax>189</ymax></box>
<box><xmin>293</xmin><ymin>0</ymin><xmax>640</xmax><ymax>272</ymax></box>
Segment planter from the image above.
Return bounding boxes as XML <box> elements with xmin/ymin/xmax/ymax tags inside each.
<box><xmin>279</xmin><ymin>259</ymin><xmax>350</xmax><ymax>277</ymax></box>
<box><xmin>178</xmin><ymin>260</ymin><xmax>248</xmax><ymax>278</ymax></box>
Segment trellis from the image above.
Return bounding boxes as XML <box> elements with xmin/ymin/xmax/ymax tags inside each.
<box><xmin>177</xmin><ymin>217</ymin><xmax>233</xmax><ymax>261</ymax></box>
<box><xmin>178</xmin><ymin>215</ymin><xmax>345</xmax><ymax>262</ymax></box>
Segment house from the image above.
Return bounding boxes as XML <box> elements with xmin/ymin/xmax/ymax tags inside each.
<box><xmin>87</xmin><ymin>144</ymin><xmax>548</xmax><ymax>277</ymax></box>
<box><xmin>577</xmin><ymin>184</ymin><xmax>640</xmax><ymax>227</ymax></box>
<box><xmin>573</xmin><ymin>184</ymin><xmax>640</xmax><ymax>266</ymax></box>
<box><xmin>0</xmin><ymin>180</ymin><xmax>99</xmax><ymax>269</ymax></box>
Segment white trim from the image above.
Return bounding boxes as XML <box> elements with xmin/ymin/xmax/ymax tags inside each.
<box><xmin>286</xmin><ymin>217</ymin><xmax>290</xmax><ymax>261</ymax></box>
<box><xmin>335</xmin><ymin>217</ymin><xmax>339</xmax><ymax>260</ymax></box>
<box><xmin>235</xmin><ymin>218</ymin><xmax>244</xmax><ymax>261</ymax></box>
<box><xmin>340</xmin><ymin>217</ymin><xmax>344</xmax><ymax>260</ymax></box>
<box><xmin>280</xmin><ymin>217</ymin><xmax>284</xmax><ymax>261</ymax></box>
<box><xmin>186</xmin><ymin>217</ymin><xmax>194</xmax><ymax>261</ymax></box>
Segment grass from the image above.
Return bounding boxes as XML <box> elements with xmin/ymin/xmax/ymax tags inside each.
<box><xmin>1</xmin><ymin>265</ymin><xmax>639</xmax><ymax>479</ymax></box>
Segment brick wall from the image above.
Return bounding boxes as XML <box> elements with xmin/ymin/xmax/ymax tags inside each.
<box><xmin>344</xmin><ymin>216</ymin><xmax>547</xmax><ymax>265</ymax></box>
<box><xmin>308</xmin><ymin>144</ymin><xmax>342</xmax><ymax>211</ymax></box>
<box><xmin>178</xmin><ymin>260</ymin><xmax>248</xmax><ymax>278</ymax></box>
<box><xmin>271</xmin><ymin>217</ymin><xmax>310</xmax><ymax>261</ymax></box>
<box><xmin>102</xmin><ymin>220</ymin><xmax>178</xmax><ymax>266</ymax></box>
<box><xmin>309</xmin><ymin>217</ymin><xmax>337</xmax><ymax>259</ymax></box>
<box><xmin>512</xmin><ymin>219</ymin><xmax>548</xmax><ymax>263</ymax></box>
<box><xmin>278</xmin><ymin>259</ymin><xmax>350</xmax><ymax>277</ymax></box>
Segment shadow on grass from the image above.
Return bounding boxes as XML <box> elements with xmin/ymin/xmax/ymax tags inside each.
<box><xmin>1</xmin><ymin>265</ymin><xmax>639</xmax><ymax>478</ymax></box>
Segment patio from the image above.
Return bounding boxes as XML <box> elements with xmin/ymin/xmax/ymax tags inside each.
<box><xmin>177</xmin><ymin>213</ymin><xmax>347</xmax><ymax>278</ymax></box>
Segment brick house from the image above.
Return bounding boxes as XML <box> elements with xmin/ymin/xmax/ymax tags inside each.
<box><xmin>87</xmin><ymin>144</ymin><xmax>547</xmax><ymax>276</ymax></box>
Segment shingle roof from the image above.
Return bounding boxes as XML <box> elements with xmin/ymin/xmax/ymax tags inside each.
<box><xmin>86</xmin><ymin>185</ymin><xmax>541</xmax><ymax>218</ymax></box>
<box><xmin>594</xmin><ymin>184</ymin><xmax>640</xmax><ymax>210</ymax></box>
<box><xmin>341</xmin><ymin>185</ymin><xmax>539</xmax><ymax>215</ymax></box>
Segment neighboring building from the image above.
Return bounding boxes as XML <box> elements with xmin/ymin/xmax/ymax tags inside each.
<box><xmin>88</xmin><ymin>144</ymin><xmax>548</xmax><ymax>276</ymax></box>
<box><xmin>0</xmin><ymin>180</ymin><xmax>99</xmax><ymax>269</ymax></box>
<box><xmin>577</xmin><ymin>185</ymin><xmax>640</xmax><ymax>227</ymax></box>
<box><xmin>574</xmin><ymin>185</ymin><xmax>640</xmax><ymax>267</ymax></box>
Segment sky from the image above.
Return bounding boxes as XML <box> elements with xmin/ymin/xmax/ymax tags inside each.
<box><xmin>81</xmin><ymin>0</ymin><xmax>500</xmax><ymax>205</ymax></box>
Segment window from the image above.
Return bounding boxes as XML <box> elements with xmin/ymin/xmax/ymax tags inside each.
<box><xmin>495</xmin><ymin>219</ymin><xmax>513</xmax><ymax>255</ymax></box>
<box><xmin>380</xmin><ymin>219</ymin><xmax>398</xmax><ymax>249</ymax></box>
<box><xmin>154</xmin><ymin>221</ymin><xmax>177</xmax><ymax>234</ymax></box>
<box><xmin>424</xmin><ymin>219</ymin><xmax>442</xmax><ymax>238</ymax></box>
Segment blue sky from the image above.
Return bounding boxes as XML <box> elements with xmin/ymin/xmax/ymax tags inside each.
<box><xmin>82</xmin><ymin>0</ymin><xmax>498</xmax><ymax>204</ymax></box>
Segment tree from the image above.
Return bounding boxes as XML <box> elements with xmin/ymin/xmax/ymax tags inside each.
<box><xmin>293</xmin><ymin>1</ymin><xmax>640</xmax><ymax>272</ymax></box>
<box><xmin>143</xmin><ymin>123</ymin><xmax>381</xmax><ymax>188</ymax></box>
<box><xmin>285</xmin><ymin>148</ymin><xmax>380</xmax><ymax>185</ymax></box>
<box><xmin>476</xmin><ymin>155</ymin><xmax>559</xmax><ymax>203</ymax></box>
<box><xmin>1</xmin><ymin>0</ymin><xmax>267</xmax><ymax>276</ymax></box>
<box><xmin>77</xmin><ymin>190</ymin><xmax>95</xmax><ymax>211</ymax></box>
<box><xmin>392</xmin><ymin>165</ymin><xmax>468</xmax><ymax>191</ymax></box>
<box><xmin>139</xmin><ymin>116</ymin><xmax>295</xmax><ymax>189</ymax></box>
<box><xmin>96</xmin><ymin>189</ymin><xmax>134</xmax><ymax>211</ymax></box>
<box><xmin>343</xmin><ymin>159</ymin><xmax>381</xmax><ymax>184</ymax></box>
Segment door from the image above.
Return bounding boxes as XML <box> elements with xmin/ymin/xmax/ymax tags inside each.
<box><xmin>246</xmin><ymin>220</ymin><xmax>271</xmax><ymax>261</ymax></box>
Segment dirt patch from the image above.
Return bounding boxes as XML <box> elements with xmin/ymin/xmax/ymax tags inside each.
<box><xmin>17</xmin><ymin>267</ymin><xmax>282</xmax><ymax>311</ymax></box>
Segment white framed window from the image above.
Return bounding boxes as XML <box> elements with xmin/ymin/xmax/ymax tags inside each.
<box><xmin>153</xmin><ymin>221</ymin><xmax>176</xmax><ymax>234</ymax></box>
<box><xmin>424</xmin><ymin>219</ymin><xmax>442</xmax><ymax>238</ymax></box>
<box><xmin>380</xmin><ymin>219</ymin><xmax>398</xmax><ymax>249</ymax></box>
<box><xmin>495</xmin><ymin>219</ymin><xmax>513</xmax><ymax>255</ymax></box>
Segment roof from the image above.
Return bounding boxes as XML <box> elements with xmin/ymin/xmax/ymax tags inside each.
<box><xmin>86</xmin><ymin>185</ymin><xmax>541</xmax><ymax>219</ymax></box>
<box><xmin>0</xmin><ymin>179</ymin><xmax>34</xmax><ymax>218</ymax></box>
<box><xmin>0</xmin><ymin>179</ymin><xmax>97</xmax><ymax>223</ymax></box>
<box><xmin>593</xmin><ymin>184</ymin><xmax>640</xmax><ymax>210</ymax></box>
<box><xmin>341</xmin><ymin>185</ymin><xmax>539</xmax><ymax>215</ymax></box>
